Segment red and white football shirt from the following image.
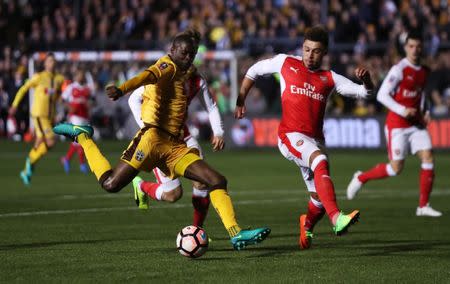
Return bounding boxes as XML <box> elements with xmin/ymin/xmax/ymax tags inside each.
<box><xmin>245</xmin><ymin>54</ymin><xmax>370</xmax><ymax>140</ymax></box>
<box><xmin>377</xmin><ymin>58</ymin><xmax>429</xmax><ymax>129</ymax></box>
<box><xmin>61</xmin><ymin>82</ymin><xmax>91</xmax><ymax>120</ymax></box>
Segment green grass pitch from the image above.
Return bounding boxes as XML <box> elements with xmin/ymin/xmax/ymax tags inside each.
<box><xmin>0</xmin><ymin>140</ymin><xmax>449</xmax><ymax>282</ymax></box>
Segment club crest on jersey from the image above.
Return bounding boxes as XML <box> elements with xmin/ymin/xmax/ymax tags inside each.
<box><xmin>394</xmin><ymin>149</ymin><xmax>401</xmax><ymax>155</ymax></box>
<box><xmin>296</xmin><ymin>140</ymin><xmax>304</xmax><ymax>147</ymax></box>
<box><xmin>135</xmin><ymin>150</ymin><xmax>145</xmax><ymax>161</ymax></box>
<box><xmin>159</xmin><ymin>63</ymin><xmax>168</xmax><ymax>70</ymax></box>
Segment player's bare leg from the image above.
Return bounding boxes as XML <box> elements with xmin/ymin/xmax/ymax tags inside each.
<box><xmin>53</xmin><ymin>123</ymin><xmax>138</xmax><ymax>193</ymax></box>
<box><xmin>183</xmin><ymin>159</ymin><xmax>270</xmax><ymax>250</ymax></box>
<box><xmin>416</xmin><ymin>150</ymin><xmax>441</xmax><ymax>217</ymax></box>
<box><xmin>99</xmin><ymin>161</ymin><xmax>138</xmax><ymax>193</ymax></box>
<box><xmin>309</xmin><ymin>150</ymin><xmax>359</xmax><ymax>235</ymax></box>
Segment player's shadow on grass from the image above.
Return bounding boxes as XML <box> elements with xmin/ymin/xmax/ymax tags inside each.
<box><xmin>212</xmin><ymin>244</ymin><xmax>299</xmax><ymax>257</ymax></box>
<box><xmin>0</xmin><ymin>239</ymin><xmax>132</xmax><ymax>251</ymax></box>
<box><xmin>341</xmin><ymin>239</ymin><xmax>450</xmax><ymax>257</ymax></box>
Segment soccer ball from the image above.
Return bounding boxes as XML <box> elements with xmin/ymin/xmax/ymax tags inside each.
<box><xmin>176</xmin><ymin>225</ymin><xmax>209</xmax><ymax>258</ymax></box>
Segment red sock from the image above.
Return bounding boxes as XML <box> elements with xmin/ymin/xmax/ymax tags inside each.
<box><xmin>419</xmin><ymin>169</ymin><xmax>434</xmax><ymax>207</ymax></box>
<box><xmin>304</xmin><ymin>200</ymin><xmax>325</xmax><ymax>231</ymax></box>
<box><xmin>76</xmin><ymin>144</ymin><xmax>85</xmax><ymax>164</ymax></box>
<box><xmin>140</xmin><ymin>181</ymin><xmax>160</xmax><ymax>200</ymax></box>
<box><xmin>192</xmin><ymin>196</ymin><xmax>210</xmax><ymax>227</ymax></box>
<box><xmin>313</xmin><ymin>160</ymin><xmax>339</xmax><ymax>222</ymax></box>
<box><xmin>358</xmin><ymin>163</ymin><xmax>389</xmax><ymax>183</ymax></box>
<box><xmin>65</xmin><ymin>143</ymin><xmax>77</xmax><ymax>160</ymax></box>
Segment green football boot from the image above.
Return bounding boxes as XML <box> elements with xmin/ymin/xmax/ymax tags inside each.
<box><xmin>132</xmin><ymin>176</ymin><xmax>149</xmax><ymax>210</ymax></box>
<box><xmin>230</xmin><ymin>227</ymin><xmax>271</xmax><ymax>251</ymax></box>
<box><xmin>333</xmin><ymin>210</ymin><xmax>360</xmax><ymax>236</ymax></box>
<box><xmin>53</xmin><ymin>123</ymin><xmax>93</xmax><ymax>141</ymax></box>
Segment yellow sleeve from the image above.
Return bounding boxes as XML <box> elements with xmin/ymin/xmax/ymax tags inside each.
<box><xmin>119</xmin><ymin>70</ymin><xmax>158</xmax><ymax>94</ymax></box>
<box><xmin>119</xmin><ymin>61</ymin><xmax>175</xmax><ymax>94</ymax></box>
<box><xmin>11</xmin><ymin>74</ymin><xmax>40</xmax><ymax>108</ymax></box>
<box><xmin>147</xmin><ymin>61</ymin><xmax>176</xmax><ymax>81</ymax></box>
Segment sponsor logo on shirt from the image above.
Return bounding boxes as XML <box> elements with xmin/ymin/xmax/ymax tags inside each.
<box><xmin>289</xmin><ymin>83</ymin><xmax>325</xmax><ymax>102</ymax></box>
<box><xmin>403</xmin><ymin>89</ymin><xmax>418</xmax><ymax>97</ymax></box>
<box><xmin>290</xmin><ymin>67</ymin><xmax>299</xmax><ymax>74</ymax></box>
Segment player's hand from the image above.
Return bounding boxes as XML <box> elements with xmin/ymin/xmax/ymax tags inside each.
<box><xmin>355</xmin><ymin>67</ymin><xmax>374</xmax><ymax>90</ymax></box>
<box><xmin>234</xmin><ymin>105</ymin><xmax>246</xmax><ymax>119</ymax></box>
<box><xmin>404</xmin><ymin>107</ymin><xmax>417</xmax><ymax>119</ymax></box>
<box><xmin>8</xmin><ymin>106</ymin><xmax>17</xmax><ymax>116</ymax></box>
<box><xmin>211</xmin><ymin>136</ymin><xmax>225</xmax><ymax>152</ymax></box>
<box><xmin>106</xmin><ymin>84</ymin><xmax>123</xmax><ymax>101</ymax></box>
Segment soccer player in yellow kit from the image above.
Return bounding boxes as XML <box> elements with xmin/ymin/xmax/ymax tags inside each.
<box><xmin>9</xmin><ymin>53</ymin><xmax>64</xmax><ymax>185</ymax></box>
<box><xmin>53</xmin><ymin>30</ymin><xmax>270</xmax><ymax>250</ymax></box>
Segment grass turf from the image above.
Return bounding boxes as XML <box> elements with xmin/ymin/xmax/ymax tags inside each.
<box><xmin>0</xmin><ymin>140</ymin><xmax>449</xmax><ymax>282</ymax></box>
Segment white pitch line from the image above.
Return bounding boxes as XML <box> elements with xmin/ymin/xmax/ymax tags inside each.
<box><xmin>34</xmin><ymin>188</ymin><xmax>450</xmax><ymax>201</ymax></box>
<box><xmin>0</xmin><ymin>198</ymin><xmax>299</xmax><ymax>218</ymax></box>
<box><xmin>0</xmin><ymin>190</ymin><xmax>449</xmax><ymax>218</ymax></box>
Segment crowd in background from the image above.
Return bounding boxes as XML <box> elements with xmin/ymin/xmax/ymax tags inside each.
<box><xmin>0</xmin><ymin>0</ymin><xmax>449</xmax><ymax>139</ymax></box>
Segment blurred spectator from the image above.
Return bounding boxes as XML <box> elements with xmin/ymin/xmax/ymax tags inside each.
<box><xmin>245</xmin><ymin>88</ymin><xmax>267</xmax><ymax>115</ymax></box>
<box><xmin>0</xmin><ymin>0</ymin><xmax>448</xmax><ymax>140</ymax></box>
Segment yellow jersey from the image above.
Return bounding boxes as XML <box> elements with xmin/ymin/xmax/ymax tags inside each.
<box><xmin>12</xmin><ymin>71</ymin><xmax>64</xmax><ymax>118</ymax></box>
<box><xmin>141</xmin><ymin>55</ymin><xmax>195</xmax><ymax>137</ymax></box>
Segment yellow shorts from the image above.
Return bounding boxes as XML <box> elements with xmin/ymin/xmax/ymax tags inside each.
<box><xmin>121</xmin><ymin>126</ymin><xmax>201</xmax><ymax>179</ymax></box>
<box><xmin>32</xmin><ymin>117</ymin><xmax>54</xmax><ymax>139</ymax></box>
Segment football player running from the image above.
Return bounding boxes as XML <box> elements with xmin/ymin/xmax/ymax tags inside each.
<box><xmin>346</xmin><ymin>31</ymin><xmax>442</xmax><ymax>217</ymax></box>
<box><xmin>236</xmin><ymin>26</ymin><xmax>374</xmax><ymax>249</ymax></box>
<box><xmin>53</xmin><ymin>29</ymin><xmax>270</xmax><ymax>250</ymax></box>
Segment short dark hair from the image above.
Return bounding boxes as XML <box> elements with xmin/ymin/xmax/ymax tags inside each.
<box><xmin>45</xmin><ymin>52</ymin><xmax>55</xmax><ymax>59</ymax></box>
<box><xmin>172</xmin><ymin>29</ymin><xmax>201</xmax><ymax>47</ymax></box>
<box><xmin>405</xmin><ymin>30</ymin><xmax>422</xmax><ymax>43</ymax></box>
<box><xmin>304</xmin><ymin>26</ymin><xmax>329</xmax><ymax>49</ymax></box>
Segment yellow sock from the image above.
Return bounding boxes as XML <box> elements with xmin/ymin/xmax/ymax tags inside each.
<box><xmin>209</xmin><ymin>189</ymin><xmax>241</xmax><ymax>237</ymax></box>
<box><xmin>28</xmin><ymin>143</ymin><xmax>47</xmax><ymax>165</ymax></box>
<box><xmin>77</xmin><ymin>133</ymin><xmax>112</xmax><ymax>181</ymax></box>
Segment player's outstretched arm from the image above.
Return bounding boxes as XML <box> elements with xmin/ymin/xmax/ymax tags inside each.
<box><xmin>235</xmin><ymin>54</ymin><xmax>285</xmax><ymax>119</ymax></box>
<box><xmin>9</xmin><ymin>74</ymin><xmax>40</xmax><ymax>115</ymax></box>
<box><xmin>197</xmin><ymin>77</ymin><xmax>225</xmax><ymax>151</ymax></box>
<box><xmin>106</xmin><ymin>70</ymin><xmax>158</xmax><ymax>101</ymax></box>
<box><xmin>332</xmin><ymin>69</ymin><xmax>373</xmax><ymax>99</ymax></box>
<box><xmin>235</xmin><ymin>77</ymin><xmax>255</xmax><ymax>119</ymax></box>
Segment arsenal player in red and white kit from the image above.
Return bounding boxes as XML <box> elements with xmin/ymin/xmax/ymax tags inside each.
<box><xmin>346</xmin><ymin>32</ymin><xmax>442</xmax><ymax>217</ymax></box>
<box><xmin>235</xmin><ymin>26</ymin><xmax>374</xmax><ymax>249</ymax></box>
<box><xmin>60</xmin><ymin>70</ymin><xmax>92</xmax><ymax>173</ymax></box>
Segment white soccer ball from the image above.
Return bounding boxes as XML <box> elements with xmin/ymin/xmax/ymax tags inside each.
<box><xmin>176</xmin><ymin>225</ymin><xmax>208</xmax><ymax>258</ymax></box>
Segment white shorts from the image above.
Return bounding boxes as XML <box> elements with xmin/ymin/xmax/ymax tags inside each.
<box><xmin>278</xmin><ymin>132</ymin><xmax>323</xmax><ymax>193</ymax></box>
<box><xmin>153</xmin><ymin>136</ymin><xmax>203</xmax><ymax>187</ymax></box>
<box><xmin>385</xmin><ymin>125</ymin><xmax>432</xmax><ymax>161</ymax></box>
<box><xmin>69</xmin><ymin>115</ymin><xmax>89</xmax><ymax>125</ymax></box>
